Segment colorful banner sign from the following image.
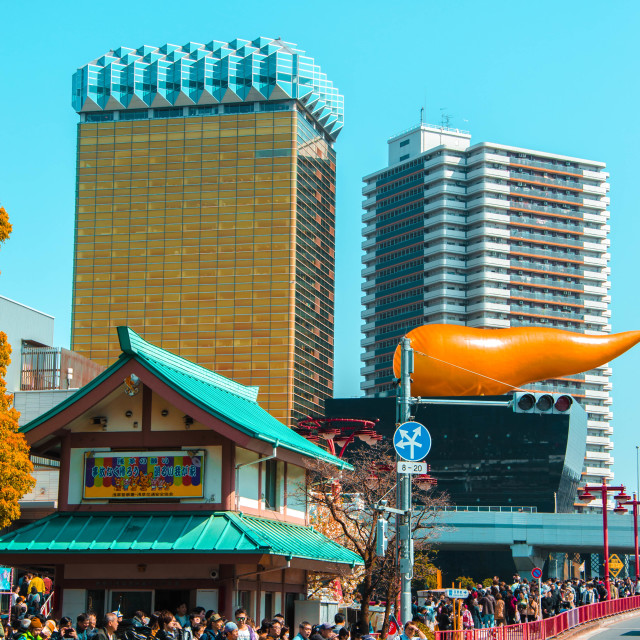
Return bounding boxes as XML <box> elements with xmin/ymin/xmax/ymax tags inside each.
<box><xmin>84</xmin><ymin>452</ymin><xmax>204</xmax><ymax>499</ymax></box>
<box><xmin>0</xmin><ymin>566</ymin><xmax>12</xmax><ymax>591</ymax></box>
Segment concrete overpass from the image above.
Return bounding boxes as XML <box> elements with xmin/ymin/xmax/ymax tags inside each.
<box><xmin>418</xmin><ymin>509</ymin><xmax>639</xmax><ymax>576</ymax></box>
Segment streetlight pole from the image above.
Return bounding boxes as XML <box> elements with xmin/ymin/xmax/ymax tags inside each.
<box><xmin>617</xmin><ymin>493</ymin><xmax>640</xmax><ymax>582</ymax></box>
<box><xmin>636</xmin><ymin>445</ymin><xmax>640</xmax><ymax>496</ymax></box>
<box><xmin>579</xmin><ymin>483</ymin><xmax>630</xmax><ymax>599</ymax></box>
<box><xmin>397</xmin><ymin>337</ymin><xmax>413</xmax><ymax>625</ymax></box>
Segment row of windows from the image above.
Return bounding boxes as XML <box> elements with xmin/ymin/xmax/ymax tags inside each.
<box><xmin>79</xmin><ymin>131</ymin><xmax>294</xmax><ymax>144</ymax></box>
<box><xmin>84</xmin><ymin>101</ymin><xmax>295</xmax><ymax>123</ymax></box>
<box><xmin>374</xmin><ymin>316</ymin><xmax>423</xmax><ymax>336</ymax></box>
<box><xmin>376</xmin><ymin>186</ymin><xmax>422</xmax><ymax>209</ymax></box>
<box><xmin>375</xmin><ymin>244</ymin><xmax>422</xmax><ymax>265</ymax></box>
<box><xmin>374</xmin><ymin>287</ymin><xmax>423</xmax><ymax>308</ymax></box>
<box><xmin>372</xmin><ymin>302</ymin><xmax>422</xmax><ymax>322</ymax></box>
<box><xmin>81</xmin><ymin>114</ymin><xmax>294</xmax><ymax>134</ymax></box>
<box><xmin>375</xmin><ymin>258</ymin><xmax>422</xmax><ymax>279</ymax></box>
<box><xmin>373</xmin><ymin>273</ymin><xmax>422</xmax><ymax>294</ymax></box>
<box><xmin>369</xmin><ymin>204</ymin><xmax>422</xmax><ymax>226</ymax></box>
<box><xmin>375</xmin><ymin>171</ymin><xmax>422</xmax><ymax>195</ymax></box>
<box><xmin>376</xmin><ymin>230</ymin><xmax>423</xmax><ymax>250</ymax></box>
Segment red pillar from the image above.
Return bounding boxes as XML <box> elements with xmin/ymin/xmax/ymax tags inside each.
<box><xmin>634</xmin><ymin>500</ymin><xmax>639</xmax><ymax>582</ymax></box>
<box><xmin>603</xmin><ymin>486</ymin><xmax>611</xmax><ymax>599</ymax></box>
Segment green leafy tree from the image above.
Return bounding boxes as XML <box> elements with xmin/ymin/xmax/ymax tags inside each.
<box><xmin>455</xmin><ymin>576</ymin><xmax>476</xmax><ymax>590</ymax></box>
<box><xmin>0</xmin><ymin>206</ymin><xmax>35</xmax><ymax>528</ymax></box>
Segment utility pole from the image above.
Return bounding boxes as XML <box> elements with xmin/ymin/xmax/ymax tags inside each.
<box><xmin>397</xmin><ymin>337</ymin><xmax>413</xmax><ymax>624</ymax></box>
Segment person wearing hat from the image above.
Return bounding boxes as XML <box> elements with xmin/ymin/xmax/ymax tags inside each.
<box><xmin>16</xmin><ymin>617</ymin><xmax>43</xmax><ymax>640</ymax></box>
<box><xmin>202</xmin><ymin>614</ymin><xmax>223</xmax><ymax>640</ymax></box>
<box><xmin>42</xmin><ymin>620</ymin><xmax>58</xmax><ymax>638</ymax></box>
<box><xmin>317</xmin><ymin>624</ymin><xmax>334</xmax><ymax>640</ymax></box>
<box><xmin>223</xmin><ymin>623</ymin><xmax>238</xmax><ymax>640</ymax></box>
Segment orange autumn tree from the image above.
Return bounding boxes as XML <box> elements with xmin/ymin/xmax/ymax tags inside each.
<box><xmin>0</xmin><ymin>206</ymin><xmax>35</xmax><ymax>528</ymax></box>
<box><xmin>308</xmin><ymin>498</ymin><xmax>365</xmax><ymax>604</ymax></box>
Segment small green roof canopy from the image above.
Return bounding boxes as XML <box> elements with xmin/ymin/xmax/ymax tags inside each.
<box><xmin>21</xmin><ymin>327</ymin><xmax>351</xmax><ymax>469</ymax></box>
<box><xmin>0</xmin><ymin>511</ymin><xmax>363</xmax><ymax>566</ymax></box>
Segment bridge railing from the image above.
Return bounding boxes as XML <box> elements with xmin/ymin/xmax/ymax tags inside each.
<box><xmin>435</xmin><ymin>595</ymin><xmax>640</xmax><ymax>640</ymax></box>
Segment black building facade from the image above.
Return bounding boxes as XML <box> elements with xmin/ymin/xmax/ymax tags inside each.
<box><xmin>325</xmin><ymin>396</ymin><xmax>587</xmax><ymax>513</ymax></box>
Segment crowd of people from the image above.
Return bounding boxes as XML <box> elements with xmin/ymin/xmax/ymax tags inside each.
<box><xmin>0</xmin><ymin>602</ymin><xmax>369</xmax><ymax>640</ymax></box>
<box><xmin>413</xmin><ymin>575</ymin><xmax>640</xmax><ymax>632</ymax></box>
<box><xmin>6</xmin><ymin>573</ymin><xmax>54</xmax><ymax>620</ymax></box>
<box><xmin>2</xmin><ymin>573</ymin><xmax>640</xmax><ymax>640</ymax></box>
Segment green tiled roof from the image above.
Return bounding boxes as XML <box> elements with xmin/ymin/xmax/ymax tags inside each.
<box><xmin>21</xmin><ymin>327</ymin><xmax>351</xmax><ymax>470</ymax></box>
<box><xmin>0</xmin><ymin>512</ymin><xmax>363</xmax><ymax>566</ymax></box>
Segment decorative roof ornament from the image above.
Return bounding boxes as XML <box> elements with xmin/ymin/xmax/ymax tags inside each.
<box><xmin>72</xmin><ymin>36</ymin><xmax>344</xmax><ymax>139</ymax></box>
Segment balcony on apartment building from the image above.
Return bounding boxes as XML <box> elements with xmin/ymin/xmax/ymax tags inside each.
<box><xmin>20</xmin><ymin>344</ymin><xmax>104</xmax><ymax>391</ymax></box>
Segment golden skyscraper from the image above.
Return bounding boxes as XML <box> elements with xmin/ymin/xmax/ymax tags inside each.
<box><xmin>71</xmin><ymin>38</ymin><xmax>343</xmax><ymax>423</ymax></box>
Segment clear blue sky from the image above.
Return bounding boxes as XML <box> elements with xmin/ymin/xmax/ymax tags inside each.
<box><xmin>2</xmin><ymin>0</ymin><xmax>640</xmax><ymax>493</ymax></box>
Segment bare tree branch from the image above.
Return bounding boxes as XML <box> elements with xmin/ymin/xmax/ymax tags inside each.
<box><xmin>294</xmin><ymin>442</ymin><xmax>450</xmax><ymax>633</ymax></box>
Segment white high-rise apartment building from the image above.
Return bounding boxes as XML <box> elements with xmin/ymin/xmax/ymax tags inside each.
<box><xmin>361</xmin><ymin>124</ymin><xmax>612</xmax><ymax>509</ymax></box>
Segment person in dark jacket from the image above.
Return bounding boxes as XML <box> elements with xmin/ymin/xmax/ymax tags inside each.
<box><xmin>95</xmin><ymin>614</ymin><xmax>118</xmax><ymax>640</ymax></box>
<box><xmin>541</xmin><ymin>593</ymin><xmax>555</xmax><ymax>619</ymax></box>
<box><xmin>155</xmin><ymin>612</ymin><xmax>181</xmax><ymax>640</ymax></box>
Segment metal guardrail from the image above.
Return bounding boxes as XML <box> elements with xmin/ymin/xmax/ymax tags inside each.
<box><xmin>433</xmin><ymin>506</ymin><xmax>538</xmax><ymax>513</ymax></box>
<box><xmin>436</xmin><ymin>595</ymin><xmax>640</xmax><ymax>640</ymax></box>
<box><xmin>40</xmin><ymin>592</ymin><xmax>55</xmax><ymax>617</ymax></box>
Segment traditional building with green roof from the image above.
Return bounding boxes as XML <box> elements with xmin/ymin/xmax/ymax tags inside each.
<box><xmin>0</xmin><ymin>328</ymin><xmax>361</xmax><ymax>621</ymax></box>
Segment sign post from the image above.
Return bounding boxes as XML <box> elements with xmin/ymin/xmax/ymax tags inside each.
<box><xmin>394</xmin><ymin>338</ymin><xmax>432</xmax><ymax>626</ymax></box>
<box><xmin>396</xmin><ymin>337</ymin><xmax>413</xmax><ymax>626</ymax></box>
<box><xmin>609</xmin><ymin>554</ymin><xmax>623</xmax><ymax>578</ymax></box>
<box><xmin>532</xmin><ymin>566</ymin><xmax>542</xmax><ymax>614</ymax></box>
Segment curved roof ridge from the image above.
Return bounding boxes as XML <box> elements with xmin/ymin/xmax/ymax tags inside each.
<box><xmin>118</xmin><ymin>326</ymin><xmax>259</xmax><ymax>403</ymax></box>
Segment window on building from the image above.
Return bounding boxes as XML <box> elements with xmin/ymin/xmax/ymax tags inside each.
<box><xmin>399</xmin><ymin>154</ymin><xmax>410</xmax><ymax>162</ymax></box>
<box><xmin>264</xmin><ymin>459</ymin><xmax>277</xmax><ymax>510</ymax></box>
<box><xmin>119</xmin><ymin>109</ymin><xmax>148</xmax><ymax>121</ymax></box>
<box><xmin>86</xmin><ymin>112</ymin><xmax>114</xmax><ymax>122</ymax></box>
<box><xmin>264</xmin><ymin>592</ymin><xmax>274</xmax><ymax>620</ymax></box>
<box><xmin>153</xmin><ymin>107</ymin><xmax>183</xmax><ymax>118</ymax></box>
<box><xmin>400</xmin><ymin>139</ymin><xmax>410</xmax><ymax>147</ymax></box>
<box><xmin>224</xmin><ymin>103</ymin><xmax>253</xmax><ymax>114</ymax></box>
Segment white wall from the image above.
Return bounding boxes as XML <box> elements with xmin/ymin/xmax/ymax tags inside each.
<box><xmin>0</xmin><ymin>296</ymin><xmax>54</xmax><ymax>392</ymax></box>
<box><xmin>21</xmin><ymin>467</ymin><xmax>59</xmax><ymax>502</ymax></box>
<box><xmin>387</xmin><ymin>126</ymin><xmax>471</xmax><ymax>164</ymax></box>
<box><xmin>237</xmin><ymin>448</ymin><xmax>260</xmax><ymax>510</ymax></box>
<box><xmin>14</xmin><ymin>389</ymin><xmax>77</xmax><ymax>425</ymax></box>
<box><xmin>195</xmin><ymin>589</ymin><xmax>219</xmax><ymax>612</ymax></box>
<box><xmin>62</xmin><ymin>589</ymin><xmax>86</xmax><ymax>619</ymax></box>
<box><xmin>285</xmin><ymin>465</ymin><xmax>306</xmax><ymax>519</ymax></box>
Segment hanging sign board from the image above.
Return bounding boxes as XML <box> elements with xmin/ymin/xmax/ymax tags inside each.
<box><xmin>83</xmin><ymin>451</ymin><xmax>204</xmax><ymax>499</ymax></box>
<box><xmin>0</xmin><ymin>567</ymin><xmax>13</xmax><ymax>591</ymax></box>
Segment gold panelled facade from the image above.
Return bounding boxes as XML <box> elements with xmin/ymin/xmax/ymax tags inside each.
<box><xmin>72</xmin><ymin>106</ymin><xmax>336</xmax><ymax>423</ymax></box>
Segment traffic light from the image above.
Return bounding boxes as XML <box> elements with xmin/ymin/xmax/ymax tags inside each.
<box><xmin>512</xmin><ymin>392</ymin><xmax>574</xmax><ymax>414</ymax></box>
<box><xmin>376</xmin><ymin>518</ymin><xmax>388</xmax><ymax>556</ymax></box>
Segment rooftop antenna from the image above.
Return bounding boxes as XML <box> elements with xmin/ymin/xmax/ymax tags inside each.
<box><xmin>440</xmin><ymin>108</ymin><xmax>452</xmax><ymax>129</ymax></box>
<box><xmin>420</xmin><ymin>106</ymin><xmax>424</xmax><ymax>125</ymax></box>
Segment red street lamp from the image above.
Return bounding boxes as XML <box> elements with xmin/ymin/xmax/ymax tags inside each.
<box><xmin>296</xmin><ymin>417</ymin><xmax>383</xmax><ymax>458</ymax></box>
<box><xmin>579</xmin><ymin>482</ymin><xmax>628</xmax><ymax>599</ymax></box>
<box><xmin>616</xmin><ymin>492</ymin><xmax>640</xmax><ymax>582</ymax></box>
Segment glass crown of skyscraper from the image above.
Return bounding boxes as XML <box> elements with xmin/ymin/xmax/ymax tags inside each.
<box><xmin>72</xmin><ymin>36</ymin><xmax>344</xmax><ymax>139</ymax></box>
